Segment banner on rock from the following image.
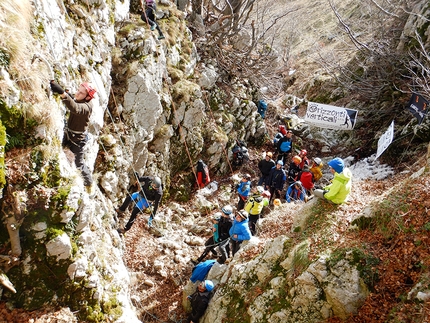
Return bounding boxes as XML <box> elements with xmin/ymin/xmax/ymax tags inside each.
<box><xmin>376</xmin><ymin>120</ymin><xmax>394</xmax><ymax>159</ymax></box>
<box><xmin>406</xmin><ymin>93</ymin><xmax>429</xmax><ymax>124</ymax></box>
<box><xmin>305</xmin><ymin>102</ymin><xmax>358</xmax><ymax>130</ymax></box>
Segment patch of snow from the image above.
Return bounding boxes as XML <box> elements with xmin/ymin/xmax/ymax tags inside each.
<box><xmin>347</xmin><ymin>154</ymin><xmax>394</xmax><ymax>181</ymax></box>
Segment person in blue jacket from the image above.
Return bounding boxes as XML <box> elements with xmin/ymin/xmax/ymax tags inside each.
<box><xmin>286</xmin><ymin>181</ymin><xmax>306</xmax><ymax>203</ymax></box>
<box><xmin>237</xmin><ymin>174</ymin><xmax>251</xmax><ymax>210</ymax></box>
<box><xmin>229</xmin><ymin>210</ymin><xmax>252</xmax><ymax>256</ymax></box>
<box><xmin>276</xmin><ymin>129</ymin><xmax>293</xmax><ymax>165</ymax></box>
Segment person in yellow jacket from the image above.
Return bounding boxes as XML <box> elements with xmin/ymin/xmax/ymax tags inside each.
<box><xmin>244</xmin><ymin>186</ymin><xmax>268</xmax><ymax>235</ymax></box>
<box><xmin>314</xmin><ymin>157</ymin><xmax>352</xmax><ymax>204</ymax></box>
<box><xmin>310</xmin><ymin>157</ymin><xmax>323</xmax><ymax>183</ymax></box>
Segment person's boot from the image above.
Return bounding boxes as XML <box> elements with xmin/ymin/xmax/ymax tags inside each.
<box><xmin>158</xmin><ymin>34</ymin><xmax>165</xmax><ymax>40</ymax></box>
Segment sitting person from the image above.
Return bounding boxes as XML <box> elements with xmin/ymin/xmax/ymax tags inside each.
<box><xmin>286</xmin><ymin>181</ymin><xmax>306</xmax><ymax>203</ymax></box>
<box><xmin>314</xmin><ymin>157</ymin><xmax>352</xmax><ymax>204</ymax></box>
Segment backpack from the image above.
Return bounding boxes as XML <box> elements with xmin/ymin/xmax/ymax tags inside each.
<box><xmin>196</xmin><ymin>160</ymin><xmax>210</xmax><ymax>188</ymax></box>
<box><xmin>232</xmin><ymin>140</ymin><xmax>248</xmax><ymax>166</ymax></box>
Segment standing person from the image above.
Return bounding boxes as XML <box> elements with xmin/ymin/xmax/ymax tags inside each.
<box><xmin>192</xmin><ymin>213</ymin><xmax>221</xmax><ymax>265</ymax></box>
<box><xmin>266</xmin><ymin>160</ymin><xmax>286</xmax><ymax>204</ymax></box>
<box><xmin>217</xmin><ymin>205</ymin><xmax>234</xmax><ymax>264</ymax></box>
<box><xmin>314</xmin><ymin>157</ymin><xmax>352</xmax><ymax>204</ymax></box>
<box><xmin>187</xmin><ymin>280</ymin><xmax>215</xmax><ymax>323</ymax></box>
<box><xmin>310</xmin><ymin>157</ymin><xmax>323</xmax><ymax>183</ymax></box>
<box><xmin>244</xmin><ymin>186</ymin><xmax>265</xmax><ymax>235</ymax></box>
<box><xmin>276</xmin><ymin>129</ymin><xmax>293</xmax><ymax>165</ymax></box>
<box><xmin>141</xmin><ymin>0</ymin><xmax>165</xmax><ymax>40</ymax></box>
<box><xmin>287</xmin><ymin>155</ymin><xmax>302</xmax><ymax>185</ymax></box>
<box><xmin>229</xmin><ymin>210</ymin><xmax>252</xmax><ymax>256</ymax></box>
<box><xmin>237</xmin><ymin>174</ymin><xmax>251</xmax><ymax>210</ymax></box>
<box><xmin>50</xmin><ymin>80</ymin><xmax>97</xmax><ymax>191</ymax></box>
<box><xmin>286</xmin><ymin>181</ymin><xmax>306</xmax><ymax>203</ymax></box>
<box><xmin>298</xmin><ymin>149</ymin><xmax>310</xmax><ymax>170</ymax></box>
<box><xmin>298</xmin><ymin>165</ymin><xmax>314</xmax><ymax>194</ymax></box>
<box><xmin>196</xmin><ymin>159</ymin><xmax>210</xmax><ymax>189</ymax></box>
<box><xmin>258</xmin><ymin>152</ymin><xmax>276</xmax><ymax>186</ymax></box>
<box><xmin>116</xmin><ymin>176</ymin><xmax>163</xmax><ymax>233</ymax></box>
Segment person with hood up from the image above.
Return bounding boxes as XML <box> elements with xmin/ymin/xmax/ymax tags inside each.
<box><xmin>286</xmin><ymin>181</ymin><xmax>306</xmax><ymax>203</ymax></box>
<box><xmin>229</xmin><ymin>210</ymin><xmax>252</xmax><ymax>256</ymax></box>
<box><xmin>187</xmin><ymin>280</ymin><xmax>215</xmax><ymax>323</ymax></box>
<box><xmin>314</xmin><ymin>157</ymin><xmax>352</xmax><ymax>204</ymax></box>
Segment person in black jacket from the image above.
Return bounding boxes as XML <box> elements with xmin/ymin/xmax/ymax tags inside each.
<box><xmin>116</xmin><ymin>176</ymin><xmax>163</xmax><ymax>233</ymax></box>
<box><xmin>217</xmin><ymin>205</ymin><xmax>234</xmax><ymax>264</ymax></box>
<box><xmin>266</xmin><ymin>160</ymin><xmax>286</xmax><ymax>204</ymax></box>
<box><xmin>187</xmin><ymin>280</ymin><xmax>215</xmax><ymax>323</ymax></box>
<box><xmin>257</xmin><ymin>152</ymin><xmax>275</xmax><ymax>186</ymax></box>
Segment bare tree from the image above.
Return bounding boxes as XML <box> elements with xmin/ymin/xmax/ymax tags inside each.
<box><xmin>189</xmin><ymin>0</ymin><xmax>300</xmax><ymax>93</ymax></box>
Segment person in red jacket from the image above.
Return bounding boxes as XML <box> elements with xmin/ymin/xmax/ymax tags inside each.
<box><xmin>298</xmin><ymin>165</ymin><xmax>314</xmax><ymax>195</ymax></box>
<box><xmin>196</xmin><ymin>160</ymin><xmax>210</xmax><ymax>188</ymax></box>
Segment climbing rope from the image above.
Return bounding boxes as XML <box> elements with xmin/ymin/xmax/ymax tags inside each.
<box><xmin>202</xmin><ymin>89</ymin><xmax>235</xmax><ymax>176</ymax></box>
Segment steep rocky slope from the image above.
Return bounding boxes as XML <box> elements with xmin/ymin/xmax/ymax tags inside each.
<box><xmin>1</xmin><ymin>0</ymin><xmax>430</xmax><ymax>322</ymax></box>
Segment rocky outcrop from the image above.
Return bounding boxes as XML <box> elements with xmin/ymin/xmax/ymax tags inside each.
<box><xmin>202</xmin><ymin>236</ymin><xmax>370</xmax><ymax>323</ymax></box>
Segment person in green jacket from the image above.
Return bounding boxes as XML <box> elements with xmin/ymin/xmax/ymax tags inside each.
<box><xmin>314</xmin><ymin>157</ymin><xmax>352</xmax><ymax>204</ymax></box>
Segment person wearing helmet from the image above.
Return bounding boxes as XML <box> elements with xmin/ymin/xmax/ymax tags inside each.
<box><xmin>187</xmin><ymin>280</ymin><xmax>215</xmax><ymax>323</ymax></box>
<box><xmin>286</xmin><ymin>181</ymin><xmax>306</xmax><ymax>203</ymax></box>
<box><xmin>217</xmin><ymin>205</ymin><xmax>234</xmax><ymax>264</ymax></box>
<box><xmin>276</xmin><ymin>129</ymin><xmax>293</xmax><ymax>165</ymax></box>
<box><xmin>192</xmin><ymin>212</ymin><xmax>223</xmax><ymax>265</ymax></box>
<box><xmin>244</xmin><ymin>186</ymin><xmax>265</xmax><ymax>235</ymax></box>
<box><xmin>287</xmin><ymin>155</ymin><xmax>302</xmax><ymax>185</ymax></box>
<box><xmin>298</xmin><ymin>164</ymin><xmax>314</xmax><ymax>195</ymax></box>
<box><xmin>258</xmin><ymin>152</ymin><xmax>276</xmax><ymax>187</ymax></box>
<box><xmin>237</xmin><ymin>174</ymin><xmax>251</xmax><ymax>210</ymax></box>
<box><xmin>314</xmin><ymin>157</ymin><xmax>352</xmax><ymax>204</ymax></box>
<box><xmin>266</xmin><ymin>160</ymin><xmax>286</xmax><ymax>204</ymax></box>
<box><xmin>310</xmin><ymin>157</ymin><xmax>323</xmax><ymax>183</ymax></box>
<box><xmin>298</xmin><ymin>149</ymin><xmax>310</xmax><ymax>170</ymax></box>
<box><xmin>229</xmin><ymin>210</ymin><xmax>252</xmax><ymax>256</ymax></box>
<box><xmin>116</xmin><ymin>175</ymin><xmax>163</xmax><ymax>233</ymax></box>
<box><xmin>50</xmin><ymin>80</ymin><xmax>97</xmax><ymax>190</ymax></box>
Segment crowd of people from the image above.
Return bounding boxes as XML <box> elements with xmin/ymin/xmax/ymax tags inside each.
<box><xmin>50</xmin><ymin>80</ymin><xmax>352</xmax><ymax>322</ymax></box>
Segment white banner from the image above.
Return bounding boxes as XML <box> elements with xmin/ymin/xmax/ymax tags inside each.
<box><xmin>305</xmin><ymin>102</ymin><xmax>358</xmax><ymax>130</ymax></box>
<box><xmin>376</xmin><ymin>120</ymin><xmax>394</xmax><ymax>159</ymax></box>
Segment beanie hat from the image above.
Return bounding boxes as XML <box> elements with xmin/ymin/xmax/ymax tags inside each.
<box><xmin>328</xmin><ymin>157</ymin><xmax>344</xmax><ymax>173</ymax></box>
<box><xmin>277</xmin><ymin>160</ymin><xmax>283</xmax><ymax>166</ymax></box>
<box><xmin>204</xmin><ymin>280</ymin><xmax>214</xmax><ymax>292</ymax></box>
